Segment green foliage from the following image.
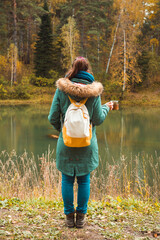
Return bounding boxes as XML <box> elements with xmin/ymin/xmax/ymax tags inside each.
<box><xmin>30</xmin><ymin>76</ymin><xmax>54</xmax><ymax>87</ymax></box>
<box><xmin>13</xmin><ymin>84</ymin><xmax>30</xmax><ymax>100</ymax></box>
<box><xmin>1</xmin><ymin>0</ymin><xmax>160</xmax><ymax>96</ymax></box>
<box><xmin>104</xmin><ymin>81</ymin><xmax>122</xmax><ymax>100</ymax></box>
<box><xmin>148</xmin><ymin>51</ymin><xmax>160</xmax><ymax>76</ymax></box>
<box><xmin>93</xmin><ymin>71</ymin><xmax>123</xmax><ymax>99</ymax></box>
<box><xmin>0</xmin><ymin>76</ymin><xmax>7</xmax><ymax>86</ymax></box>
<box><xmin>95</xmin><ymin>71</ymin><xmax>123</xmax><ymax>99</ymax></box>
<box><xmin>138</xmin><ymin>50</ymin><xmax>160</xmax><ymax>87</ymax></box>
<box><xmin>59</xmin><ymin>0</ymin><xmax>114</xmax><ymax>71</ymax></box>
<box><xmin>137</xmin><ymin>0</ymin><xmax>160</xmax><ymax>87</ymax></box>
<box><xmin>0</xmin><ymin>1</ymin><xmax>8</xmax><ymax>54</ymax></box>
<box><xmin>94</xmin><ymin>71</ymin><xmax>110</xmax><ymax>85</ymax></box>
<box><xmin>0</xmin><ymin>84</ymin><xmax>8</xmax><ymax>99</ymax></box>
<box><xmin>0</xmin><ymin>0</ymin><xmax>43</xmax><ymax>61</ymax></box>
<box><xmin>0</xmin><ymin>77</ymin><xmax>31</xmax><ymax>100</ymax></box>
<box><xmin>10</xmin><ymin>77</ymin><xmax>31</xmax><ymax>99</ymax></box>
<box><xmin>30</xmin><ymin>72</ymin><xmax>58</xmax><ymax>87</ymax></box>
<box><xmin>138</xmin><ymin>51</ymin><xmax>150</xmax><ymax>82</ymax></box>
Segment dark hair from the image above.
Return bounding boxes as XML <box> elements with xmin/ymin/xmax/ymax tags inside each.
<box><xmin>65</xmin><ymin>57</ymin><xmax>93</xmax><ymax>79</ymax></box>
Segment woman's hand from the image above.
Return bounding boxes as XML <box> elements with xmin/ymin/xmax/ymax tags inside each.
<box><xmin>106</xmin><ymin>101</ymin><xmax>113</xmax><ymax>110</ymax></box>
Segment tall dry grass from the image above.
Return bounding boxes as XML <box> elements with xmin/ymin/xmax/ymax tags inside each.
<box><xmin>0</xmin><ymin>148</ymin><xmax>61</xmax><ymax>200</ymax></box>
<box><xmin>0</xmin><ymin>147</ymin><xmax>159</xmax><ymax>201</ymax></box>
<box><xmin>91</xmin><ymin>153</ymin><xmax>160</xmax><ymax>200</ymax></box>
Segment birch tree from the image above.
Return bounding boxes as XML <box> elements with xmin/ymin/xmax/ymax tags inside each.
<box><xmin>108</xmin><ymin>0</ymin><xmax>145</xmax><ymax>92</ymax></box>
<box><xmin>61</xmin><ymin>16</ymin><xmax>80</xmax><ymax>69</ymax></box>
<box><xmin>13</xmin><ymin>0</ymin><xmax>18</xmax><ymax>84</ymax></box>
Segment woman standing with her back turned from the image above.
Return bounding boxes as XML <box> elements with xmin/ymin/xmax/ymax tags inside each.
<box><xmin>48</xmin><ymin>57</ymin><xmax>113</xmax><ymax>228</ymax></box>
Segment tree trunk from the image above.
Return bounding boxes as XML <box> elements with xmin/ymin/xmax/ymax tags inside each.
<box><xmin>80</xmin><ymin>20</ymin><xmax>85</xmax><ymax>56</ymax></box>
<box><xmin>26</xmin><ymin>20</ymin><xmax>31</xmax><ymax>64</ymax></box>
<box><xmin>120</xmin><ymin>113</ymin><xmax>124</xmax><ymax>157</ymax></box>
<box><xmin>69</xmin><ymin>23</ymin><xmax>73</xmax><ymax>64</ymax></box>
<box><xmin>122</xmin><ymin>29</ymin><xmax>126</xmax><ymax>92</ymax></box>
<box><xmin>106</xmin><ymin>13</ymin><xmax>121</xmax><ymax>74</ymax></box>
<box><xmin>11</xmin><ymin>50</ymin><xmax>14</xmax><ymax>87</ymax></box>
<box><xmin>13</xmin><ymin>0</ymin><xmax>17</xmax><ymax>83</ymax></box>
<box><xmin>97</xmin><ymin>34</ymin><xmax>100</xmax><ymax>71</ymax></box>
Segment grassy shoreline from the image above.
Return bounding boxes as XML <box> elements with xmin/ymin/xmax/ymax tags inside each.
<box><xmin>0</xmin><ymin>88</ymin><xmax>160</xmax><ymax>106</ymax></box>
<box><xmin>0</xmin><ymin>94</ymin><xmax>53</xmax><ymax>106</ymax></box>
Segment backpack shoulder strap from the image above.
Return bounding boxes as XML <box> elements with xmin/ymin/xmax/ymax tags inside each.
<box><xmin>68</xmin><ymin>96</ymin><xmax>88</xmax><ymax>108</ymax></box>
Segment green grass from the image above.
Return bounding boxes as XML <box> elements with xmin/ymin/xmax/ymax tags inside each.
<box><xmin>0</xmin><ymin>196</ymin><xmax>160</xmax><ymax>239</ymax></box>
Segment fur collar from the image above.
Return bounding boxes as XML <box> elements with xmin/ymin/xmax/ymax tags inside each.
<box><xmin>56</xmin><ymin>78</ymin><xmax>103</xmax><ymax>98</ymax></box>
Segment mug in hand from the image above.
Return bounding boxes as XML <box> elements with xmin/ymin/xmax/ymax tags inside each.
<box><xmin>111</xmin><ymin>100</ymin><xmax>119</xmax><ymax>110</ymax></box>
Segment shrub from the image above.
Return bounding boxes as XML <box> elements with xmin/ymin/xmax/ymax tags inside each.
<box><xmin>0</xmin><ymin>76</ymin><xmax>8</xmax><ymax>86</ymax></box>
<box><xmin>13</xmin><ymin>78</ymin><xmax>31</xmax><ymax>99</ymax></box>
<box><xmin>0</xmin><ymin>84</ymin><xmax>8</xmax><ymax>99</ymax></box>
<box><xmin>5</xmin><ymin>77</ymin><xmax>31</xmax><ymax>100</ymax></box>
<box><xmin>13</xmin><ymin>84</ymin><xmax>31</xmax><ymax>99</ymax></box>
<box><xmin>30</xmin><ymin>71</ymin><xmax>59</xmax><ymax>87</ymax></box>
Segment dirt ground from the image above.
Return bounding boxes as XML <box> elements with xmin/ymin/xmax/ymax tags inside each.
<box><xmin>0</xmin><ymin>198</ymin><xmax>160</xmax><ymax>240</ymax></box>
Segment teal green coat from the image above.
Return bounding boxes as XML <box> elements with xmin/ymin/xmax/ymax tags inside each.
<box><xmin>48</xmin><ymin>77</ymin><xmax>110</xmax><ymax>176</ymax></box>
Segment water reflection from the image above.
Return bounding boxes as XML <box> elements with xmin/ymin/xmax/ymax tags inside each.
<box><xmin>98</xmin><ymin>108</ymin><xmax>160</xmax><ymax>163</ymax></box>
<box><xmin>0</xmin><ymin>105</ymin><xmax>160</xmax><ymax>162</ymax></box>
<box><xmin>0</xmin><ymin>105</ymin><xmax>57</xmax><ymax>158</ymax></box>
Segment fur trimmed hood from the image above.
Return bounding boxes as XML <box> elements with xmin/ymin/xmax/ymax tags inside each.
<box><xmin>56</xmin><ymin>78</ymin><xmax>103</xmax><ymax>98</ymax></box>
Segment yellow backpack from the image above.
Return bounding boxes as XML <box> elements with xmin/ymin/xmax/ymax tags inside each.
<box><xmin>62</xmin><ymin>96</ymin><xmax>92</xmax><ymax>147</ymax></box>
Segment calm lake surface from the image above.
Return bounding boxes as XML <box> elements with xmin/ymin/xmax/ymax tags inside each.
<box><xmin>0</xmin><ymin>105</ymin><xmax>160</xmax><ymax>181</ymax></box>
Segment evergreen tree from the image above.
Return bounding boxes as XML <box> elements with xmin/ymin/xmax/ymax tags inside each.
<box><xmin>137</xmin><ymin>0</ymin><xmax>160</xmax><ymax>86</ymax></box>
<box><xmin>34</xmin><ymin>1</ymin><xmax>54</xmax><ymax>78</ymax></box>
<box><xmin>0</xmin><ymin>0</ymin><xmax>9</xmax><ymax>54</ymax></box>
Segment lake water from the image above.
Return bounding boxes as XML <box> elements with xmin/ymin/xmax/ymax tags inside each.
<box><xmin>0</xmin><ymin>105</ymin><xmax>160</xmax><ymax>185</ymax></box>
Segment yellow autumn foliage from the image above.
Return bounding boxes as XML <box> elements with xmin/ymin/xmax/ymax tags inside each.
<box><xmin>0</xmin><ymin>55</ymin><xmax>8</xmax><ymax>75</ymax></box>
<box><xmin>150</xmin><ymin>38</ymin><xmax>159</xmax><ymax>47</ymax></box>
<box><xmin>61</xmin><ymin>17</ymin><xmax>80</xmax><ymax>69</ymax></box>
<box><xmin>0</xmin><ymin>53</ymin><xmax>25</xmax><ymax>83</ymax></box>
<box><xmin>107</xmin><ymin>0</ymin><xmax>145</xmax><ymax>91</ymax></box>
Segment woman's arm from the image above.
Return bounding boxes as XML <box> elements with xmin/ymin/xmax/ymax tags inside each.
<box><xmin>48</xmin><ymin>89</ymin><xmax>61</xmax><ymax>132</ymax></box>
<box><xmin>92</xmin><ymin>96</ymin><xmax>110</xmax><ymax>126</ymax></box>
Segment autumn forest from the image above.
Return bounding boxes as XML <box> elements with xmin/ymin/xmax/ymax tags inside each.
<box><xmin>0</xmin><ymin>0</ymin><xmax>160</xmax><ymax>100</ymax></box>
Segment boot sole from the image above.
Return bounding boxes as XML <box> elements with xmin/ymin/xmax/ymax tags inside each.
<box><xmin>76</xmin><ymin>223</ymin><xmax>85</xmax><ymax>228</ymax></box>
<box><xmin>67</xmin><ymin>225</ymin><xmax>75</xmax><ymax>228</ymax></box>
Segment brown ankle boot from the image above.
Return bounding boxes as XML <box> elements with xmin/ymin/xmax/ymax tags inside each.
<box><xmin>66</xmin><ymin>212</ymin><xmax>75</xmax><ymax>228</ymax></box>
<box><xmin>76</xmin><ymin>212</ymin><xmax>86</xmax><ymax>228</ymax></box>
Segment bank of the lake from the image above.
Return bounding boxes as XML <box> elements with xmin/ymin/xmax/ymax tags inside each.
<box><xmin>0</xmin><ymin>86</ymin><xmax>160</xmax><ymax>106</ymax></box>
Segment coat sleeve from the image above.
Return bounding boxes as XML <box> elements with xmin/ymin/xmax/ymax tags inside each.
<box><xmin>48</xmin><ymin>89</ymin><xmax>61</xmax><ymax>132</ymax></box>
<box><xmin>92</xmin><ymin>96</ymin><xmax>110</xmax><ymax>126</ymax></box>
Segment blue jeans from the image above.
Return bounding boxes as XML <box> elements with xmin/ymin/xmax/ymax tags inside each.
<box><xmin>62</xmin><ymin>173</ymin><xmax>90</xmax><ymax>215</ymax></box>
